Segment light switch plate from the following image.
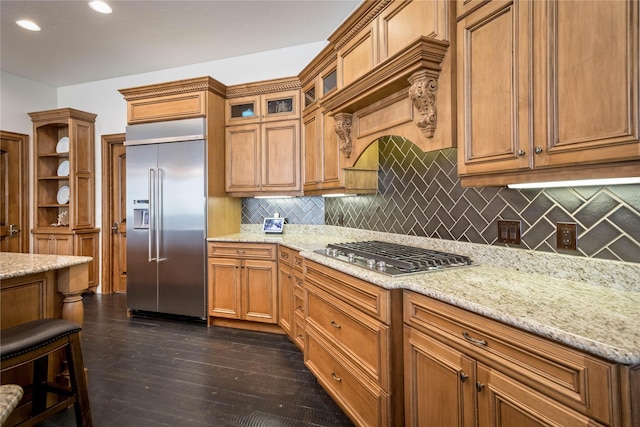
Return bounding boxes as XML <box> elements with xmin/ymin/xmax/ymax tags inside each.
<box><xmin>497</xmin><ymin>220</ymin><xmax>521</xmax><ymax>244</ymax></box>
<box><xmin>557</xmin><ymin>222</ymin><xmax>578</xmax><ymax>250</ymax></box>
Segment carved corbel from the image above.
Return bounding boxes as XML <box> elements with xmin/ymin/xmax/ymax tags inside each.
<box><xmin>334</xmin><ymin>113</ymin><xmax>353</xmax><ymax>158</ymax></box>
<box><xmin>408</xmin><ymin>70</ymin><xmax>439</xmax><ymax>138</ymax></box>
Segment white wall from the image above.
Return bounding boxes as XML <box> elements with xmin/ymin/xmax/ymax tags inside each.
<box><xmin>1</xmin><ymin>41</ymin><xmax>326</xmax><ymax>291</ymax></box>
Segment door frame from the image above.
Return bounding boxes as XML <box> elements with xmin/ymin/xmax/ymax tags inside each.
<box><xmin>0</xmin><ymin>130</ymin><xmax>29</xmax><ymax>253</ymax></box>
<box><xmin>101</xmin><ymin>133</ymin><xmax>125</xmax><ymax>294</ymax></box>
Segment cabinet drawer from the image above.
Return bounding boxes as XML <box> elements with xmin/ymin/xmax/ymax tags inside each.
<box><xmin>208</xmin><ymin>242</ymin><xmax>276</xmax><ymax>260</ymax></box>
<box><xmin>292</xmin><ymin>312</ymin><xmax>305</xmax><ymax>351</ymax></box>
<box><xmin>278</xmin><ymin>246</ymin><xmax>292</xmax><ymax>266</ymax></box>
<box><xmin>294</xmin><ymin>287</ymin><xmax>304</xmax><ymax>318</ymax></box>
<box><xmin>305</xmin><ymin>260</ymin><xmax>390</xmax><ymax>324</ymax></box>
<box><xmin>306</xmin><ymin>285</ymin><xmax>389</xmax><ymax>389</ymax></box>
<box><xmin>403</xmin><ymin>291</ymin><xmax>617</xmax><ymax>425</ymax></box>
<box><xmin>305</xmin><ymin>328</ymin><xmax>390</xmax><ymax>427</ymax></box>
<box><xmin>292</xmin><ymin>252</ymin><xmax>304</xmax><ymax>271</ymax></box>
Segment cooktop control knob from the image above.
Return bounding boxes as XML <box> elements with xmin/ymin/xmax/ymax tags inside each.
<box><xmin>377</xmin><ymin>261</ymin><xmax>386</xmax><ymax>272</ymax></box>
<box><xmin>347</xmin><ymin>253</ymin><xmax>355</xmax><ymax>262</ymax></box>
<box><xmin>367</xmin><ymin>259</ymin><xmax>376</xmax><ymax>269</ymax></box>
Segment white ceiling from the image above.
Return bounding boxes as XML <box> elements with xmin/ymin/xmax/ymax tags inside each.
<box><xmin>0</xmin><ymin>0</ymin><xmax>362</xmax><ymax>88</ymax></box>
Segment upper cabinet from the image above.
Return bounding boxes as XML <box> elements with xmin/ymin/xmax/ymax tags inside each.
<box><xmin>457</xmin><ymin>0</ymin><xmax>640</xmax><ymax>187</ymax></box>
<box><xmin>225</xmin><ymin>78</ymin><xmax>303</xmax><ymax>196</ymax></box>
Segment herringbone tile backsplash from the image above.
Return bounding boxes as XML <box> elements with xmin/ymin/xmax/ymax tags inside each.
<box><xmin>242</xmin><ymin>135</ymin><xmax>640</xmax><ymax>263</ymax></box>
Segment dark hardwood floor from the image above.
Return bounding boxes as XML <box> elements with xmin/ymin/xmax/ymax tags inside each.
<box><xmin>43</xmin><ymin>293</ymin><xmax>354</xmax><ymax>427</ymax></box>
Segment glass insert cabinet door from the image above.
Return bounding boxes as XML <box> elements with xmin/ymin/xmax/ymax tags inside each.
<box><xmin>226</xmin><ymin>90</ymin><xmax>299</xmax><ymax>124</ymax></box>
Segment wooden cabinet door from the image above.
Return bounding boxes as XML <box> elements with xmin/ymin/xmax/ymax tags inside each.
<box><xmin>457</xmin><ymin>0</ymin><xmax>533</xmax><ymax>176</ymax></box>
<box><xmin>476</xmin><ymin>364</ymin><xmax>600</xmax><ymax>427</ymax></box>
<box><xmin>33</xmin><ymin>233</ymin><xmax>74</xmax><ymax>255</ymax></box>
<box><xmin>261</xmin><ymin>120</ymin><xmax>301</xmax><ymax>192</ymax></box>
<box><xmin>303</xmin><ymin>111</ymin><xmax>320</xmax><ymax>189</ymax></box>
<box><xmin>404</xmin><ymin>325</ymin><xmax>476</xmax><ymax>427</ymax></box>
<box><xmin>74</xmin><ymin>232</ymin><xmax>99</xmax><ymax>290</ymax></box>
<box><xmin>533</xmin><ymin>0</ymin><xmax>640</xmax><ymax>168</ymax></box>
<box><xmin>320</xmin><ymin>112</ymin><xmax>344</xmax><ymax>188</ymax></box>
<box><xmin>208</xmin><ymin>257</ymin><xmax>241</xmax><ymax>319</ymax></box>
<box><xmin>242</xmin><ymin>259</ymin><xmax>277</xmax><ymax>324</ymax></box>
<box><xmin>225</xmin><ymin>124</ymin><xmax>261</xmax><ymax>192</ymax></box>
<box><xmin>278</xmin><ymin>261</ymin><xmax>293</xmax><ymax>336</ymax></box>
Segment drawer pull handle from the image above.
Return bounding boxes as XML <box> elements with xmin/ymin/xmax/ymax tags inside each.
<box><xmin>330</xmin><ymin>321</ymin><xmax>341</xmax><ymax>329</ymax></box>
<box><xmin>236</xmin><ymin>250</ymin><xmax>245</xmax><ymax>254</ymax></box>
<box><xmin>462</xmin><ymin>331</ymin><xmax>487</xmax><ymax>346</ymax></box>
<box><xmin>460</xmin><ymin>372</ymin><xmax>468</xmax><ymax>383</ymax></box>
<box><xmin>331</xmin><ymin>372</ymin><xmax>342</xmax><ymax>382</ymax></box>
<box><xmin>476</xmin><ymin>382</ymin><xmax>485</xmax><ymax>392</ymax></box>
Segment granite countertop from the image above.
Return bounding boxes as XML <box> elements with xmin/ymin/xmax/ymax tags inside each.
<box><xmin>209</xmin><ymin>225</ymin><xmax>640</xmax><ymax>365</ymax></box>
<box><xmin>0</xmin><ymin>252</ymin><xmax>92</xmax><ymax>280</ymax></box>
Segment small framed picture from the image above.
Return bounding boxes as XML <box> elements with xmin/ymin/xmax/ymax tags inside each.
<box><xmin>262</xmin><ymin>217</ymin><xmax>284</xmax><ymax>234</ymax></box>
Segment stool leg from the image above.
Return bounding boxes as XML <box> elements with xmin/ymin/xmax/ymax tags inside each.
<box><xmin>66</xmin><ymin>333</ymin><xmax>92</xmax><ymax>427</ymax></box>
<box><xmin>32</xmin><ymin>355</ymin><xmax>49</xmax><ymax>414</ymax></box>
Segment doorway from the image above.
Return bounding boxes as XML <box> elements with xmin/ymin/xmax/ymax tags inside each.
<box><xmin>0</xmin><ymin>131</ymin><xmax>29</xmax><ymax>253</ymax></box>
<box><xmin>101</xmin><ymin>133</ymin><xmax>127</xmax><ymax>293</ymax></box>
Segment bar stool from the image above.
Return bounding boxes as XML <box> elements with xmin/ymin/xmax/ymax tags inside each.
<box><xmin>0</xmin><ymin>318</ymin><xmax>92</xmax><ymax>427</ymax></box>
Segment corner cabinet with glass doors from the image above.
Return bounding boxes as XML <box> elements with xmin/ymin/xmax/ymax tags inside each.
<box><xmin>29</xmin><ymin>108</ymin><xmax>100</xmax><ymax>292</ymax></box>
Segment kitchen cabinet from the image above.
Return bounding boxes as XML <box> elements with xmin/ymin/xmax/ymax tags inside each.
<box><xmin>29</xmin><ymin>108</ymin><xmax>101</xmax><ymax>292</ymax></box>
<box><xmin>207</xmin><ymin>242</ymin><xmax>278</xmax><ymax>328</ymax></box>
<box><xmin>457</xmin><ymin>0</ymin><xmax>640</xmax><ymax>187</ymax></box>
<box><xmin>277</xmin><ymin>247</ymin><xmax>305</xmax><ymax>350</ymax></box>
<box><xmin>403</xmin><ymin>290</ymin><xmax>635</xmax><ymax>427</ymax></box>
<box><xmin>225</xmin><ymin>78</ymin><xmax>302</xmax><ymax>196</ymax></box>
<box><xmin>304</xmin><ymin>260</ymin><xmax>403</xmax><ymax>427</ymax></box>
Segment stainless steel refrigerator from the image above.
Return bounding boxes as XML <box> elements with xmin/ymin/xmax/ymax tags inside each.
<box><xmin>125</xmin><ymin>118</ymin><xmax>207</xmax><ymax>319</ymax></box>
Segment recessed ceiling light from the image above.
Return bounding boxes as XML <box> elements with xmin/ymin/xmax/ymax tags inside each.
<box><xmin>88</xmin><ymin>1</ymin><xmax>112</xmax><ymax>14</ymax></box>
<box><xmin>16</xmin><ymin>20</ymin><xmax>41</xmax><ymax>31</ymax></box>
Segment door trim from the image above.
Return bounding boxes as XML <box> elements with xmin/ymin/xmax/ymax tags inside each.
<box><xmin>0</xmin><ymin>130</ymin><xmax>29</xmax><ymax>253</ymax></box>
<box><xmin>101</xmin><ymin>133</ymin><xmax>125</xmax><ymax>294</ymax></box>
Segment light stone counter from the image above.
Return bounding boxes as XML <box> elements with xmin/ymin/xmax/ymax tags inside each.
<box><xmin>0</xmin><ymin>252</ymin><xmax>92</xmax><ymax>280</ymax></box>
<box><xmin>209</xmin><ymin>225</ymin><xmax>640</xmax><ymax>365</ymax></box>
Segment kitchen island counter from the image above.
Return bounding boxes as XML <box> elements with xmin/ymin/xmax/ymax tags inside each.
<box><xmin>210</xmin><ymin>225</ymin><xmax>640</xmax><ymax>364</ymax></box>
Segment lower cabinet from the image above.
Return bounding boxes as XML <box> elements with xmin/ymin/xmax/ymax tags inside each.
<box><xmin>207</xmin><ymin>242</ymin><xmax>278</xmax><ymax>327</ymax></box>
<box><xmin>304</xmin><ymin>260</ymin><xmax>403</xmax><ymax>427</ymax></box>
<box><xmin>32</xmin><ymin>229</ymin><xmax>100</xmax><ymax>292</ymax></box>
<box><xmin>278</xmin><ymin>247</ymin><xmax>305</xmax><ymax>350</ymax></box>
<box><xmin>403</xmin><ymin>290</ymin><xmax>630</xmax><ymax>427</ymax></box>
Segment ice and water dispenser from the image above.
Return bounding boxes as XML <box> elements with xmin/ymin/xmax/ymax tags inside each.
<box><xmin>133</xmin><ymin>200</ymin><xmax>149</xmax><ymax>229</ymax></box>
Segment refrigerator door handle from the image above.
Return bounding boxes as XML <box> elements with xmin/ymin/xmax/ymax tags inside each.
<box><xmin>157</xmin><ymin>168</ymin><xmax>167</xmax><ymax>262</ymax></box>
<box><xmin>148</xmin><ymin>167</ymin><xmax>157</xmax><ymax>262</ymax></box>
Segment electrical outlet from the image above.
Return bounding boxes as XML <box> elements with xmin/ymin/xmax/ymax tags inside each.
<box><xmin>497</xmin><ymin>220</ymin><xmax>521</xmax><ymax>244</ymax></box>
<box><xmin>557</xmin><ymin>222</ymin><xmax>578</xmax><ymax>250</ymax></box>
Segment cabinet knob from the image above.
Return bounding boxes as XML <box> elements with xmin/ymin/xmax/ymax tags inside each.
<box><xmin>460</xmin><ymin>372</ymin><xmax>468</xmax><ymax>383</ymax></box>
<box><xmin>516</xmin><ymin>149</ymin><xmax>525</xmax><ymax>157</ymax></box>
<box><xmin>534</xmin><ymin>146</ymin><xmax>544</xmax><ymax>154</ymax></box>
<box><xmin>476</xmin><ymin>382</ymin><xmax>485</xmax><ymax>392</ymax></box>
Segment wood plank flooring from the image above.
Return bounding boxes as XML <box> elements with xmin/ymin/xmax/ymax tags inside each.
<box><xmin>43</xmin><ymin>293</ymin><xmax>354</xmax><ymax>426</ymax></box>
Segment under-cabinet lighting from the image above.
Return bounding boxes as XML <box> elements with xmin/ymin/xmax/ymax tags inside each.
<box><xmin>254</xmin><ymin>196</ymin><xmax>294</xmax><ymax>199</ymax></box>
<box><xmin>88</xmin><ymin>1</ymin><xmax>112</xmax><ymax>14</ymax></box>
<box><xmin>507</xmin><ymin>177</ymin><xmax>640</xmax><ymax>189</ymax></box>
<box><xmin>16</xmin><ymin>20</ymin><xmax>41</xmax><ymax>31</ymax></box>
<box><xmin>321</xmin><ymin>193</ymin><xmax>356</xmax><ymax>198</ymax></box>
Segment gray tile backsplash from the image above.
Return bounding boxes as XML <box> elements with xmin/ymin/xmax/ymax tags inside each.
<box><xmin>243</xmin><ymin>135</ymin><xmax>640</xmax><ymax>263</ymax></box>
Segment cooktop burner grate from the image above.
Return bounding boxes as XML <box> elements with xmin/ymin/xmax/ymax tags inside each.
<box><xmin>319</xmin><ymin>240</ymin><xmax>472</xmax><ymax>276</ymax></box>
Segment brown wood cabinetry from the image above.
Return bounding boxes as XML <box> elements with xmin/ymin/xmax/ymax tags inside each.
<box><xmin>304</xmin><ymin>260</ymin><xmax>403</xmax><ymax>427</ymax></box>
<box><xmin>225</xmin><ymin>78</ymin><xmax>302</xmax><ymax>196</ymax></box>
<box><xmin>457</xmin><ymin>0</ymin><xmax>640</xmax><ymax>187</ymax></box>
<box><xmin>207</xmin><ymin>242</ymin><xmax>279</xmax><ymax>330</ymax></box>
<box><xmin>403</xmin><ymin>290</ymin><xmax>638</xmax><ymax>427</ymax></box>
<box><xmin>29</xmin><ymin>108</ymin><xmax>101</xmax><ymax>292</ymax></box>
<box><xmin>277</xmin><ymin>247</ymin><xmax>305</xmax><ymax>350</ymax></box>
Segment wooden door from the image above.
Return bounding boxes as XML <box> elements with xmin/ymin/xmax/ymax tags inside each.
<box><xmin>404</xmin><ymin>325</ymin><xmax>476</xmax><ymax>427</ymax></box>
<box><xmin>101</xmin><ymin>134</ymin><xmax>127</xmax><ymax>294</ymax></box>
<box><xmin>261</xmin><ymin>120</ymin><xmax>301</xmax><ymax>192</ymax></box>
<box><xmin>225</xmin><ymin>124</ymin><xmax>261</xmax><ymax>192</ymax></box>
<box><xmin>457</xmin><ymin>0</ymin><xmax>533</xmax><ymax>176</ymax></box>
<box><xmin>476</xmin><ymin>364</ymin><xmax>597</xmax><ymax>427</ymax></box>
<box><xmin>0</xmin><ymin>131</ymin><xmax>29</xmax><ymax>253</ymax></box>
<box><xmin>208</xmin><ymin>257</ymin><xmax>241</xmax><ymax>319</ymax></box>
<box><xmin>242</xmin><ymin>259</ymin><xmax>277</xmax><ymax>323</ymax></box>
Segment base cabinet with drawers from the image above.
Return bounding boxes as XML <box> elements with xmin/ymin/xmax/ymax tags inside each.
<box><xmin>277</xmin><ymin>246</ymin><xmax>305</xmax><ymax>350</ymax></box>
<box><xmin>207</xmin><ymin>242</ymin><xmax>278</xmax><ymax>328</ymax></box>
<box><xmin>303</xmin><ymin>260</ymin><xmax>403</xmax><ymax>427</ymax></box>
<box><xmin>403</xmin><ymin>290</ymin><xmax>638</xmax><ymax>427</ymax></box>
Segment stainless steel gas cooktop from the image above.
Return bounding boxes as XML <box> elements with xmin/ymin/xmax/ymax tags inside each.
<box><xmin>315</xmin><ymin>240</ymin><xmax>473</xmax><ymax>277</ymax></box>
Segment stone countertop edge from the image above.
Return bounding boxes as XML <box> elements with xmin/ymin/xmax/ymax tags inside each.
<box><xmin>208</xmin><ymin>226</ymin><xmax>640</xmax><ymax>365</ymax></box>
<box><xmin>0</xmin><ymin>252</ymin><xmax>93</xmax><ymax>280</ymax></box>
